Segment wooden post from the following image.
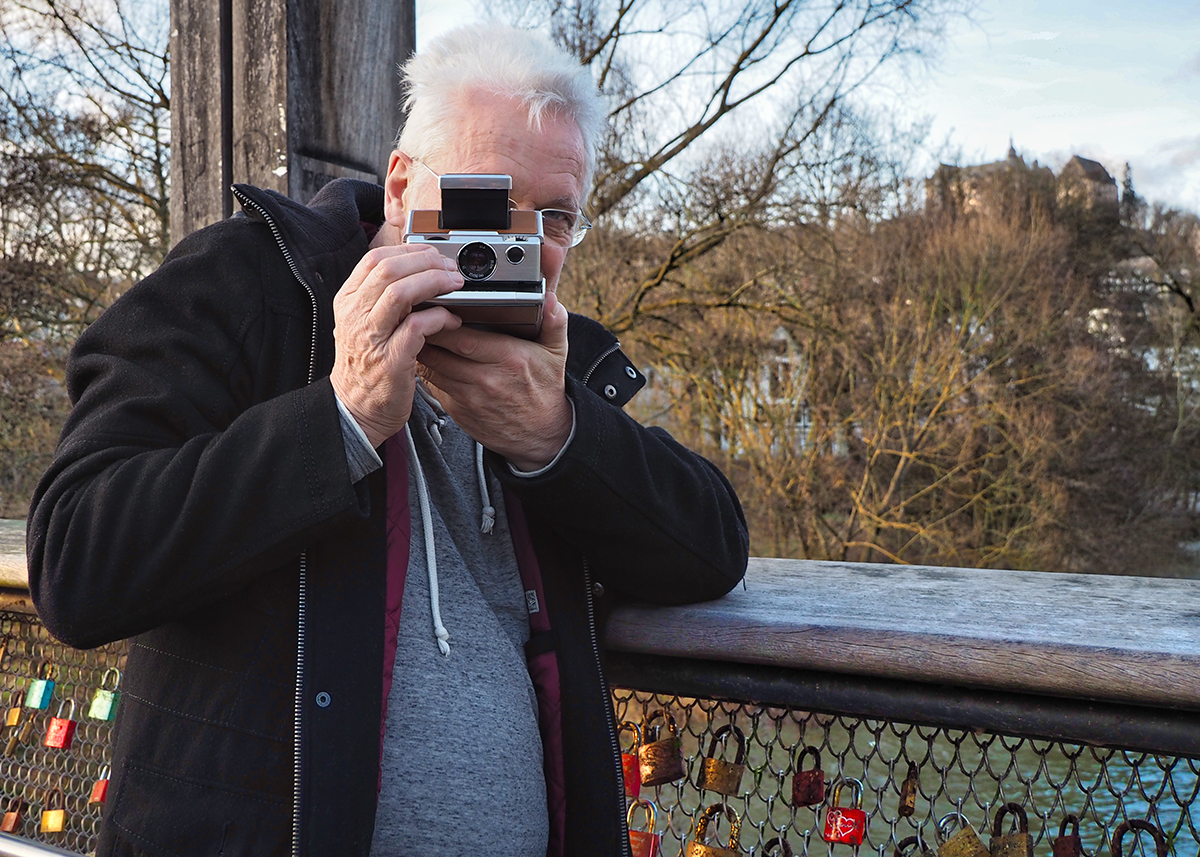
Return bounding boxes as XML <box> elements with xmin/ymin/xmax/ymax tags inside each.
<box><xmin>170</xmin><ymin>0</ymin><xmax>414</xmax><ymax>246</ymax></box>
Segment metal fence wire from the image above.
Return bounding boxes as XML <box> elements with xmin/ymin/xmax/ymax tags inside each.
<box><xmin>0</xmin><ymin>607</ymin><xmax>1195</xmax><ymax>856</ymax></box>
<box><xmin>611</xmin><ymin>689</ymin><xmax>1200</xmax><ymax>857</ymax></box>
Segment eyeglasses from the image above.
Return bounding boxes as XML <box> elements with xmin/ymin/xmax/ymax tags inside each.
<box><xmin>411</xmin><ymin>157</ymin><xmax>592</xmax><ymax>248</ymax></box>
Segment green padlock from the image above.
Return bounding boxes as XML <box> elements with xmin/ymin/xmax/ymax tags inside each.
<box><xmin>23</xmin><ymin>662</ymin><xmax>55</xmax><ymax>710</ymax></box>
<box><xmin>88</xmin><ymin>668</ymin><xmax>122</xmax><ymax>721</ymax></box>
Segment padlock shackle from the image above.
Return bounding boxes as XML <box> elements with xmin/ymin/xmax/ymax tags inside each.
<box><xmin>44</xmin><ymin>786</ymin><xmax>64</xmax><ymax>810</ymax></box>
<box><xmin>626</xmin><ymin>797</ymin><xmax>657</xmax><ymax>832</ymax></box>
<box><xmin>102</xmin><ymin>667</ymin><xmax>122</xmax><ymax>691</ymax></box>
<box><xmin>37</xmin><ymin>661</ymin><xmax>54</xmax><ymax>680</ymax></box>
<box><xmin>1058</xmin><ymin>813</ymin><xmax>1080</xmax><ymax>839</ymax></box>
<box><xmin>795</xmin><ymin>745</ymin><xmax>821</xmax><ymax>771</ymax></box>
<box><xmin>706</xmin><ymin>724</ymin><xmax>747</xmax><ymax>765</ymax></box>
<box><xmin>619</xmin><ymin>720</ymin><xmax>642</xmax><ymax>749</ymax></box>
<box><xmin>695</xmin><ymin>802</ymin><xmax>741</xmax><ymax>849</ymax></box>
<box><xmin>763</xmin><ymin>836</ymin><xmax>794</xmax><ymax>857</ymax></box>
<box><xmin>1110</xmin><ymin>819</ymin><xmax>1168</xmax><ymax>857</ymax></box>
<box><xmin>894</xmin><ymin>834</ymin><xmax>927</xmax><ymax>857</ymax></box>
<box><xmin>830</xmin><ymin>777</ymin><xmax>864</xmax><ymax>809</ymax></box>
<box><xmin>55</xmin><ymin>698</ymin><xmax>76</xmax><ymax>720</ymax></box>
<box><xmin>937</xmin><ymin>811</ymin><xmax>974</xmax><ymax>843</ymax></box>
<box><xmin>99</xmin><ymin>764</ymin><xmax>111</xmax><ymax>779</ymax></box>
<box><xmin>992</xmin><ymin>802</ymin><xmax>1029</xmax><ymax>835</ymax></box>
<box><xmin>643</xmin><ymin>708</ymin><xmax>678</xmax><ymax>742</ymax></box>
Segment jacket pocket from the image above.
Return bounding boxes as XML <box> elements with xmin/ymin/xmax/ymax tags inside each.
<box><xmin>107</xmin><ymin>761</ymin><xmax>288</xmax><ymax>857</ymax></box>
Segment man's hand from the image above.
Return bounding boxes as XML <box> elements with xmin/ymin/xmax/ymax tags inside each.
<box><xmin>330</xmin><ymin>246</ymin><xmax>464</xmax><ymax>449</ymax></box>
<box><xmin>418</xmin><ymin>292</ymin><xmax>573</xmax><ymax>471</ymax></box>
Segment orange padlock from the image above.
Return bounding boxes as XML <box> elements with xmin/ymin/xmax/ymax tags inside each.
<box><xmin>90</xmin><ymin>765</ymin><xmax>112</xmax><ymax>805</ymax></box>
<box><xmin>627</xmin><ymin>798</ymin><xmax>661</xmax><ymax>857</ymax></box>
<box><xmin>0</xmin><ymin>796</ymin><xmax>24</xmax><ymax>832</ymax></box>
<box><xmin>40</xmin><ymin>787</ymin><xmax>66</xmax><ymax>833</ymax></box>
<box><xmin>44</xmin><ymin>699</ymin><xmax>77</xmax><ymax>750</ymax></box>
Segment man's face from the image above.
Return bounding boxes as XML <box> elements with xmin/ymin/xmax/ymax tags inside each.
<box><xmin>384</xmin><ymin>91</ymin><xmax>587</xmax><ymax>294</ymax></box>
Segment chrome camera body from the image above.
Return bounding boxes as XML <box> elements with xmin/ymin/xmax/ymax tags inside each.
<box><xmin>404</xmin><ymin>174</ymin><xmax>545</xmax><ymax>339</ymax></box>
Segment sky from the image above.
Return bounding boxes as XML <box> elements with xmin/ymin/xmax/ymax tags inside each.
<box><xmin>415</xmin><ymin>0</ymin><xmax>1200</xmax><ymax>213</ymax></box>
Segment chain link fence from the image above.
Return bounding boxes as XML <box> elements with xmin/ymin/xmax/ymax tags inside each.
<box><xmin>612</xmin><ymin>689</ymin><xmax>1198</xmax><ymax>856</ymax></box>
<box><xmin>0</xmin><ymin>605</ymin><xmax>1194</xmax><ymax>856</ymax></box>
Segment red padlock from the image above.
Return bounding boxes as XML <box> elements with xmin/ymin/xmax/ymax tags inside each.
<box><xmin>627</xmin><ymin>798</ymin><xmax>661</xmax><ymax>857</ymax></box>
<box><xmin>89</xmin><ymin>764</ymin><xmax>111</xmax><ymax>805</ymax></box>
<box><xmin>792</xmin><ymin>745</ymin><xmax>826</xmax><ymax>806</ymax></box>
<box><xmin>620</xmin><ymin>720</ymin><xmax>642</xmax><ymax>798</ymax></box>
<box><xmin>0</xmin><ymin>796</ymin><xmax>23</xmax><ymax>832</ymax></box>
<box><xmin>44</xmin><ymin>699</ymin><xmax>77</xmax><ymax>750</ymax></box>
<box><xmin>823</xmin><ymin>778</ymin><xmax>867</xmax><ymax>846</ymax></box>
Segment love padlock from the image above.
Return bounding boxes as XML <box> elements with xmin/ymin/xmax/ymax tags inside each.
<box><xmin>620</xmin><ymin>720</ymin><xmax>643</xmax><ymax>798</ymax></box>
<box><xmin>40</xmin><ymin>787</ymin><xmax>66</xmax><ymax>833</ymax></box>
<box><xmin>1051</xmin><ymin>814</ymin><xmax>1084</xmax><ymax>857</ymax></box>
<box><xmin>896</xmin><ymin>835</ymin><xmax>937</xmax><ymax>857</ymax></box>
<box><xmin>763</xmin><ymin>836</ymin><xmax>795</xmax><ymax>857</ymax></box>
<box><xmin>898</xmin><ymin>761</ymin><xmax>920</xmax><ymax>817</ymax></box>
<box><xmin>823</xmin><ymin>778</ymin><xmax>867</xmax><ymax>846</ymax></box>
<box><xmin>638</xmin><ymin>709</ymin><xmax>686</xmax><ymax>788</ymax></box>
<box><xmin>0</xmin><ymin>797</ymin><xmax>24</xmax><ymax>833</ymax></box>
<box><xmin>23</xmin><ymin>661</ymin><xmax>55</xmax><ymax>710</ymax></box>
<box><xmin>686</xmin><ymin>802</ymin><xmax>742</xmax><ymax>857</ymax></box>
<box><xmin>44</xmin><ymin>699</ymin><xmax>77</xmax><ymax>750</ymax></box>
<box><xmin>696</xmin><ymin>723</ymin><xmax>747</xmax><ymax>797</ymax></box>
<box><xmin>1110</xmin><ymin>820</ymin><xmax>1168</xmax><ymax>857</ymax></box>
<box><xmin>989</xmin><ymin>803</ymin><xmax>1032</xmax><ymax>857</ymax></box>
<box><xmin>938</xmin><ymin>812</ymin><xmax>989</xmax><ymax>857</ymax></box>
<box><xmin>5</xmin><ymin>690</ymin><xmax>22</xmax><ymax>728</ymax></box>
<box><xmin>88</xmin><ymin>667</ymin><xmax>122</xmax><ymax>721</ymax></box>
<box><xmin>627</xmin><ymin>797</ymin><xmax>661</xmax><ymax>857</ymax></box>
<box><xmin>5</xmin><ymin>718</ymin><xmax>34</xmax><ymax>757</ymax></box>
<box><xmin>89</xmin><ymin>764</ymin><xmax>112</xmax><ymax>806</ymax></box>
<box><xmin>791</xmin><ymin>745</ymin><xmax>825</xmax><ymax>806</ymax></box>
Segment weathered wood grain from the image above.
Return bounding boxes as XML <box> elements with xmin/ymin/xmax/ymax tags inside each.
<box><xmin>606</xmin><ymin>557</ymin><xmax>1200</xmax><ymax>711</ymax></box>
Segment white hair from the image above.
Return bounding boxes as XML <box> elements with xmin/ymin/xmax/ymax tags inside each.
<box><xmin>395</xmin><ymin>23</ymin><xmax>606</xmax><ymax>195</ymax></box>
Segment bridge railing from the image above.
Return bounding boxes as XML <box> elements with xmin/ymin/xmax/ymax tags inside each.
<box><xmin>0</xmin><ymin>522</ymin><xmax>1197</xmax><ymax>855</ymax></box>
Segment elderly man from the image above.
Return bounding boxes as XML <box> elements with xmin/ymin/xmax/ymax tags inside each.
<box><xmin>27</xmin><ymin>23</ymin><xmax>747</xmax><ymax>857</ymax></box>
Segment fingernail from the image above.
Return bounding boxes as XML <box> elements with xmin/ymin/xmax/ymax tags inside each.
<box><xmin>441</xmin><ymin>257</ymin><xmax>458</xmax><ymax>270</ymax></box>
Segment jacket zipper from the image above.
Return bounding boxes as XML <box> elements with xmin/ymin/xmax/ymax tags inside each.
<box><xmin>583</xmin><ymin>557</ymin><xmax>632</xmax><ymax>857</ymax></box>
<box><xmin>580</xmin><ymin>342</ymin><xmax>622</xmax><ymax>387</ymax></box>
<box><xmin>231</xmin><ymin>187</ymin><xmax>319</xmax><ymax>857</ymax></box>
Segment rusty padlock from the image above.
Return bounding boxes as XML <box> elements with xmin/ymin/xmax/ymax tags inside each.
<box><xmin>44</xmin><ymin>699</ymin><xmax>77</xmax><ymax>750</ymax></box>
<box><xmin>823</xmin><ymin>778</ymin><xmax>867</xmax><ymax>846</ymax></box>
<box><xmin>763</xmin><ymin>836</ymin><xmax>795</xmax><ymax>857</ymax></box>
<box><xmin>898</xmin><ymin>761</ymin><xmax>920</xmax><ymax>817</ymax></box>
<box><xmin>40</xmin><ymin>787</ymin><xmax>65</xmax><ymax>833</ymax></box>
<box><xmin>5</xmin><ymin>690</ymin><xmax>22</xmax><ymax>728</ymax></box>
<box><xmin>697</xmin><ymin>724</ymin><xmax>747</xmax><ymax>796</ymax></box>
<box><xmin>639</xmin><ymin>709</ymin><xmax>686</xmax><ymax>787</ymax></box>
<box><xmin>89</xmin><ymin>764</ymin><xmax>112</xmax><ymax>806</ymax></box>
<box><xmin>627</xmin><ymin>798</ymin><xmax>661</xmax><ymax>857</ymax></box>
<box><xmin>938</xmin><ymin>812</ymin><xmax>989</xmax><ymax>857</ymax></box>
<box><xmin>686</xmin><ymin>803</ymin><xmax>742</xmax><ymax>857</ymax></box>
<box><xmin>24</xmin><ymin>661</ymin><xmax>54</xmax><ymax>710</ymax></box>
<box><xmin>620</xmin><ymin>720</ymin><xmax>643</xmax><ymax>798</ymax></box>
<box><xmin>0</xmin><ymin>797</ymin><xmax>24</xmax><ymax>833</ymax></box>
<box><xmin>791</xmin><ymin>745</ymin><xmax>825</xmax><ymax>806</ymax></box>
<box><xmin>1052</xmin><ymin>814</ymin><xmax>1084</xmax><ymax>857</ymax></box>
<box><xmin>1110</xmin><ymin>820</ymin><xmax>1168</xmax><ymax>857</ymax></box>
<box><xmin>88</xmin><ymin>667</ymin><xmax>122</xmax><ymax>721</ymax></box>
<box><xmin>990</xmin><ymin>803</ymin><xmax>1032</xmax><ymax>857</ymax></box>
<box><xmin>896</xmin><ymin>835</ymin><xmax>937</xmax><ymax>857</ymax></box>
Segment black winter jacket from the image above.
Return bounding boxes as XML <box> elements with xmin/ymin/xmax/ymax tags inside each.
<box><xmin>26</xmin><ymin>179</ymin><xmax>749</xmax><ymax>856</ymax></box>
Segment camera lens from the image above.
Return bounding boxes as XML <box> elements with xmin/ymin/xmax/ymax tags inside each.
<box><xmin>458</xmin><ymin>242</ymin><xmax>497</xmax><ymax>280</ymax></box>
<box><xmin>506</xmin><ymin>245</ymin><xmax>525</xmax><ymax>265</ymax></box>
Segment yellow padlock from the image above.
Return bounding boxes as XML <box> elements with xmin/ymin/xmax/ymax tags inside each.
<box><xmin>40</xmin><ymin>787</ymin><xmax>65</xmax><ymax>833</ymax></box>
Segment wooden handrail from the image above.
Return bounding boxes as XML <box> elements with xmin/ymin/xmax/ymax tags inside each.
<box><xmin>5</xmin><ymin>520</ymin><xmax>1199</xmax><ymax>712</ymax></box>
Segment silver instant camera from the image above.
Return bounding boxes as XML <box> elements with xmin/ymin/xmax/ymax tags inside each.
<box><xmin>404</xmin><ymin>174</ymin><xmax>545</xmax><ymax>339</ymax></box>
